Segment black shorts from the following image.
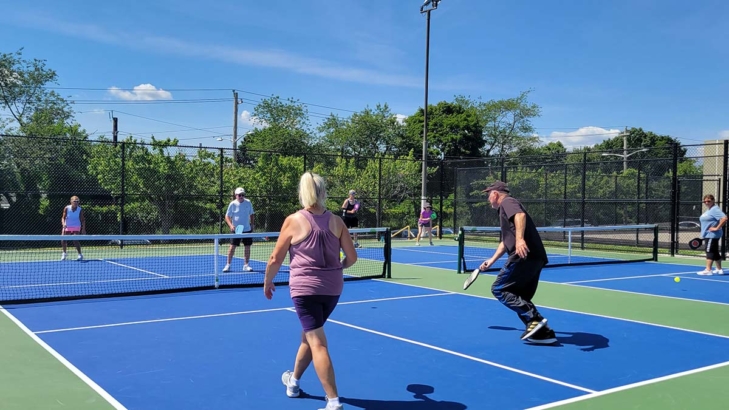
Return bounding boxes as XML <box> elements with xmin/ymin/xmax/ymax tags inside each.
<box><xmin>230</xmin><ymin>229</ymin><xmax>253</xmax><ymax>247</ymax></box>
<box><xmin>343</xmin><ymin>216</ymin><xmax>358</xmax><ymax>228</ymax></box>
<box><xmin>705</xmin><ymin>238</ymin><xmax>722</xmax><ymax>261</ymax></box>
<box><xmin>292</xmin><ymin>295</ymin><xmax>340</xmax><ymax>332</ymax></box>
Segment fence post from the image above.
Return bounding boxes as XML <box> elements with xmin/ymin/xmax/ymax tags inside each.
<box><xmin>120</xmin><ymin>142</ymin><xmax>126</xmax><ymax>237</ymax></box>
<box><xmin>453</xmin><ymin>166</ymin><xmax>458</xmax><ymax>236</ymax></box>
<box><xmin>377</xmin><ymin>157</ymin><xmax>383</xmax><ymax>228</ymax></box>
<box><xmin>219</xmin><ymin>148</ymin><xmax>224</xmax><ymax>234</ymax></box>
<box><xmin>669</xmin><ymin>143</ymin><xmax>679</xmax><ymax>256</ymax></box>
<box><xmin>563</xmin><ymin>162</ymin><xmax>568</xmax><ymax>229</ymax></box>
<box><xmin>636</xmin><ymin>160</ymin><xmax>641</xmax><ymax>246</ymax></box>
<box><xmin>723</xmin><ymin>140</ymin><xmax>729</xmax><ymax>259</ymax></box>
<box><xmin>580</xmin><ymin>151</ymin><xmax>587</xmax><ymax>249</ymax></box>
<box><xmin>439</xmin><ymin>159</ymin><xmax>444</xmax><ymax>239</ymax></box>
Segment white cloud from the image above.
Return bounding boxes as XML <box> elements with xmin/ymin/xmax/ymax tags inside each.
<box><xmin>719</xmin><ymin>130</ymin><xmax>729</xmax><ymax>140</ymax></box>
<box><xmin>108</xmin><ymin>84</ymin><xmax>173</xmax><ymax>101</ymax></box>
<box><xmin>544</xmin><ymin>126</ymin><xmax>622</xmax><ymax>148</ymax></box>
<box><xmin>395</xmin><ymin>114</ymin><xmax>407</xmax><ymax>125</ymax></box>
<box><xmin>240</xmin><ymin>110</ymin><xmax>268</xmax><ymax>128</ymax></box>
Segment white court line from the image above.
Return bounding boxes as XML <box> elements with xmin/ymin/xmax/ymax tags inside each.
<box><xmin>33</xmin><ymin>292</ymin><xmax>453</xmax><ymax>334</ymax></box>
<box><xmin>0</xmin><ymin>271</ymin><xmax>274</xmax><ymax>290</ymax></box>
<box><xmin>0</xmin><ymin>306</ymin><xmax>127</xmax><ymax>410</ymax></box>
<box><xmin>564</xmin><ymin>271</ymin><xmax>699</xmax><ymax>284</ymax></box>
<box><xmin>679</xmin><ymin>276</ymin><xmax>729</xmax><ymax>284</ymax></box>
<box><xmin>524</xmin><ymin>359</ymin><xmax>729</xmax><ymax>410</ymax></box>
<box><xmin>324</xmin><ymin>316</ymin><xmax>595</xmax><ymax>394</ymax></box>
<box><xmin>374</xmin><ymin>278</ymin><xmax>729</xmax><ymax>340</ymax></box>
<box><xmin>393</xmin><ymin>248</ymin><xmax>459</xmax><ymax>257</ymax></box>
<box><xmin>563</xmin><ymin>283</ymin><xmax>729</xmax><ymax>308</ymax></box>
<box><xmin>103</xmin><ymin>260</ymin><xmax>168</xmax><ymax>278</ymax></box>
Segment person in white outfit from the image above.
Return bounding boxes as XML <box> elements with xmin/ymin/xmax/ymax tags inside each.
<box><xmin>61</xmin><ymin>195</ymin><xmax>86</xmax><ymax>261</ymax></box>
<box><xmin>224</xmin><ymin>187</ymin><xmax>255</xmax><ymax>272</ymax></box>
<box><xmin>697</xmin><ymin>194</ymin><xmax>727</xmax><ymax>275</ymax></box>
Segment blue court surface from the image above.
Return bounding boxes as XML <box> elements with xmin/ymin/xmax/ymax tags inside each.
<box><xmin>7</xmin><ymin>278</ymin><xmax>729</xmax><ymax>410</ymax></box>
<box><xmin>391</xmin><ymin>244</ymin><xmax>729</xmax><ymax>305</ymax></box>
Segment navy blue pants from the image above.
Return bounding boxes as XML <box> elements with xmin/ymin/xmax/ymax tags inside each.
<box><xmin>491</xmin><ymin>257</ymin><xmax>546</xmax><ymax>325</ymax></box>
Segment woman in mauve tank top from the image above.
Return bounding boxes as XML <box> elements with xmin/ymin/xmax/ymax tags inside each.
<box><xmin>263</xmin><ymin>172</ymin><xmax>358</xmax><ymax>410</ymax></box>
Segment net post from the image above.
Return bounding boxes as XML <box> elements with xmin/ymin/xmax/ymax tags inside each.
<box><xmin>457</xmin><ymin>227</ymin><xmax>465</xmax><ymax>273</ymax></box>
<box><xmin>652</xmin><ymin>224</ymin><xmax>659</xmax><ymax>261</ymax></box>
<box><xmin>567</xmin><ymin>230</ymin><xmax>572</xmax><ymax>264</ymax></box>
<box><xmin>214</xmin><ymin>237</ymin><xmax>220</xmax><ymax>289</ymax></box>
<box><xmin>384</xmin><ymin>228</ymin><xmax>392</xmax><ymax>279</ymax></box>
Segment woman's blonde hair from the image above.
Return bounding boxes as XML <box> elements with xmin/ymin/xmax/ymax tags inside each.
<box><xmin>299</xmin><ymin>171</ymin><xmax>327</xmax><ymax>209</ymax></box>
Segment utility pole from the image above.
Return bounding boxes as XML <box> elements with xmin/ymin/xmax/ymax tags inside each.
<box><xmin>232</xmin><ymin>90</ymin><xmax>238</xmax><ymax>164</ymax></box>
<box><xmin>419</xmin><ymin>0</ymin><xmax>442</xmax><ymax>211</ymax></box>
<box><xmin>623</xmin><ymin>126</ymin><xmax>628</xmax><ymax>172</ymax></box>
<box><xmin>111</xmin><ymin>111</ymin><xmax>118</xmax><ymax>147</ymax></box>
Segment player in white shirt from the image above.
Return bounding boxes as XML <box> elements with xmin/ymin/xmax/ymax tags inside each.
<box><xmin>224</xmin><ymin>187</ymin><xmax>255</xmax><ymax>272</ymax></box>
<box><xmin>61</xmin><ymin>195</ymin><xmax>86</xmax><ymax>261</ymax></box>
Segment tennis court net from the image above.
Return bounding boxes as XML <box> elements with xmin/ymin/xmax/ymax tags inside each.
<box><xmin>457</xmin><ymin>224</ymin><xmax>658</xmax><ymax>273</ymax></box>
<box><xmin>0</xmin><ymin>227</ymin><xmax>391</xmax><ymax>304</ymax></box>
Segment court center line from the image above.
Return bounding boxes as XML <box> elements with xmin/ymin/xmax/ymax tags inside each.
<box><xmin>0</xmin><ymin>306</ymin><xmax>128</xmax><ymax>410</ymax></box>
<box><xmin>524</xmin><ymin>359</ymin><xmax>729</xmax><ymax>410</ymax></box>
<box><xmin>323</xmin><ymin>316</ymin><xmax>596</xmax><ymax>394</ymax></box>
<box><xmin>564</xmin><ymin>271</ymin><xmax>699</xmax><ymax>284</ymax></box>
<box><xmin>103</xmin><ymin>260</ymin><xmax>169</xmax><ymax>278</ymax></box>
<box><xmin>33</xmin><ymin>292</ymin><xmax>454</xmax><ymax>334</ymax></box>
<box><xmin>678</xmin><ymin>276</ymin><xmax>729</xmax><ymax>284</ymax></box>
<box><xmin>375</xmin><ymin>278</ymin><xmax>729</xmax><ymax>340</ymax></box>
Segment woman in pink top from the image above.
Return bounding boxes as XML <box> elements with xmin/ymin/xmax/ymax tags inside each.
<box><xmin>415</xmin><ymin>203</ymin><xmax>434</xmax><ymax>246</ymax></box>
<box><xmin>264</xmin><ymin>171</ymin><xmax>357</xmax><ymax>410</ymax></box>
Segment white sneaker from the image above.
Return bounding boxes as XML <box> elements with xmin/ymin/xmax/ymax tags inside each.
<box><xmin>697</xmin><ymin>270</ymin><xmax>713</xmax><ymax>276</ymax></box>
<box><xmin>280</xmin><ymin>370</ymin><xmax>300</xmax><ymax>398</ymax></box>
<box><xmin>243</xmin><ymin>264</ymin><xmax>253</xmax><ymax>272</ymax></box>
<box><xmin>61</xmin><ymin>252</ymin><xmax>67</xmax><ymax>261</ymax></box>
<box><xmin>714</xmin><ymin>269</ymin><xmax>724</xmax><ymax>275</ymax></box>
<box><xmin>319</xmin><ymin>396</ymin><xmax>344</xmax><ymax>410</ymax></box>
<box><xmin>77</xmin><ymin>254</ymin><xmax>83</xmax><ymax>261</ymax></box>
<box><xmin>222</xmin><ymin>264</ymin><xmax>230</xmax><ymax>272</ymax></box>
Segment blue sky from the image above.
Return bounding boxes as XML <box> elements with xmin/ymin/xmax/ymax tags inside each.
<box><xmin>1</xmin><ymin>0</ymin><xmax>727</xmax><ymax>150</ymax></box>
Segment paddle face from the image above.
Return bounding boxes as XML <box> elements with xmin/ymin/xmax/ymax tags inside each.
<box><xmin>354</xmin><ymin>203</ymin><xmax>360</xmax><ymax>211</ymax></box>
<box><xmin>235</xmin><ymin>225</ymin><xmax>244</xmax><ymax>234</ymax></box>
<box><xmin>688</xmin><ymin>237</ymin><xmax>703</xmax><ymax>250</ymax></box>
<box><xmin>430</xmin><ymin>212</ymin><xmax>437</xmax><ymax>220</ymax></box>
<box><xmin>463</xmin><ymin>268</ymin><xmax>481</xmax><ymax>290</ymax></box>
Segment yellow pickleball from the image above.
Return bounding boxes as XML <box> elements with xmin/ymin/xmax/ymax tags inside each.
<box><xmin>340</xmin><ymin>251</ymin><xmax>344</xmax><ymax>259</ymax></box>
<box><xmin>674</xmin><ymin>277</ymin><xmax>681</xmax><ymax>283</ymax></box>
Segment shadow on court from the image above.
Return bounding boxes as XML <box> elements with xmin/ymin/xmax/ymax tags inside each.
<box><xmin>488</xmin><ymin>326</ymin><xmax>610</xmax><ymax>352</ymax></box>
<box><xmin>302</xmin><ymin>384</ymin><xmax>468</xmax><ymax>409</ymax></box>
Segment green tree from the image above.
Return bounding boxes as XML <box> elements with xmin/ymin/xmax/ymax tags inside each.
<box><xmin>317</xmin><ymin>104</ymin><xmax>405</xmax><ymax>157</ymax></box>
<box><xmin>240</xmin><ymin>96</ymin><xmax>312</xmax><ymax>157</ymax></box>
<box><xmin>402</xmin><ymin>101</ymin><xmax>483</xmax><ymax>160</ymax></box>
<box><xmin>88</xmin><ymin>137</ymin><xmax>221</xmax><ymax>234</ymax></box>
<box><xmin>454</xmin><ymin>90</ymin><xmax>541</xmax><ymax>157</ymax></box>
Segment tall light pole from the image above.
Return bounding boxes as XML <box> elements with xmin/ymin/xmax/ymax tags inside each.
<box><xmin>419</xmin><ymin>0</ymin><xmax>441</xmax><ymax>210</ymax></box>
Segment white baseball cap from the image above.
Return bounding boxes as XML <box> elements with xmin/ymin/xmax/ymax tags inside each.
<box><xmin>234</xmin><ymin>187</ymin><xmax>245</xmax><ymax>195</ymax></box>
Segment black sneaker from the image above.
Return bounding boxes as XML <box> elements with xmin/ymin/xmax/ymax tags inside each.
<box><xmin>520</xmin><ymin>318</ymin><xmax>548</xmax><ymax>340</ymax></box>
<box><xmin>526</xmin><ymin>327</ymin><xmax>558</xmax><ymax>345</ymax></box>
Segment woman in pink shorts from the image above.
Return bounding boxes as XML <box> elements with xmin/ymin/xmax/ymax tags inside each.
<box><xmin>61</xmin><ymin>195</ymin><xmax>86</xmax><ymax>261</ymax></box>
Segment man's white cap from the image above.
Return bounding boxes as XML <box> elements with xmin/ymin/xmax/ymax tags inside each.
<box><xmin>234</xmin><ymin>187</ymin><xmax>245</xmax><ymax>195</ymax></box>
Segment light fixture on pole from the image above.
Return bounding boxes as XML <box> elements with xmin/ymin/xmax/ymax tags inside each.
<box><xmin>419</xmin><ymin>0</ymin><xmax>442</xmax><ymax>210</ymax></box>
<box><xmin>601</xmin><ymin>129</ymin><xmax>648</xmax><ymax>171</ymax></box>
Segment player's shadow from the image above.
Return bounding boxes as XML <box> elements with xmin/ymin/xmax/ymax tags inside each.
<box><xmin>489</xmin><ymin>326</ymin><xmax>610</xmax><ymax>352</ymax></box>
<box><xmin>302</xmin><ymin>384</ymin><xmax>467</xmax><ymax>409</ymax></box>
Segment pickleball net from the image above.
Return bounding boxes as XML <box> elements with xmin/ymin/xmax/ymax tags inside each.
<box><xmin>457</xmin><ymin>224</ymin><xmax>659</xmax><ymax>273</ymax></box>
<box><xmin>0</xmin><ymin>227</ymin><xmax>391</xmax><ymax>304</ymax></box>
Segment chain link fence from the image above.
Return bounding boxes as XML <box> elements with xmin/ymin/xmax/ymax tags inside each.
<box><xmin>2</xmin><ymin>135</ymin><xmax>727</xmax><ymax>257</ymax></box>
